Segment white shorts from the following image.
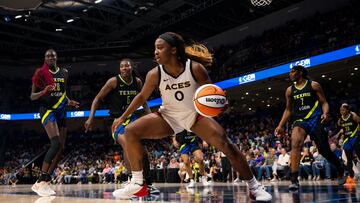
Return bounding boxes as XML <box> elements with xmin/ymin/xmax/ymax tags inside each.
<box><xmin>158</xmin><ymin>106</ymin><xmax>199</xmax><ymax>134</ymax></box>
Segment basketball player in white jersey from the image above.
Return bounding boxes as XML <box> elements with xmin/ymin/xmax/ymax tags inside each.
<box><xmin>111</xmin><ymin>32</ymin><xmax>272</xmax><ymax>201</ymax></box>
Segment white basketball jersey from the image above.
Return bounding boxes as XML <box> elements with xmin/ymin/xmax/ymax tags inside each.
<box><xmin>158</xmin><ymin>59</ymin><xmax>198</xmax><ymax>114</ymax></box>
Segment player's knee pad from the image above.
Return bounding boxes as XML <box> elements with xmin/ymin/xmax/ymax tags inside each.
<box><xmin>44</xmin><ymin>136</ymin><xmax>61</xmax><ymax>163</ymax></box>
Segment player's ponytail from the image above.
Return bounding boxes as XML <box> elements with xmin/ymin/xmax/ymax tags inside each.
<box><xmin>158</xmin><ymin>32</ymin><xmax>213</xmax><ymax>67</ymax></box>
<box><xmin>185</xmin><ymin>43</ymin><xmax>212</xmax><ymax>67</ymax></box>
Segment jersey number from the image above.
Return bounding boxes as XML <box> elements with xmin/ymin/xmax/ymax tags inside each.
<box><xmin>300</xmin><ymin>98</ymin><xmax>304</xmax><ymax>106</ymax></box>
<box><xmin>127</xmin><ymin>96</ymin><xmax>131</xmax><ymax>104</ymax></box>
<box><xmin>175</xmin><ymin>91</ymin><xmax>184</xmax><ymax>101</ymax></box>
<box><xmin>55</xmin><ymin>83</ymin><xmax>61</xmax><ymax>91</ymax></box>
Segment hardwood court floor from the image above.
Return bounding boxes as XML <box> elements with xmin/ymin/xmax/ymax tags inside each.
<box><xmin>0</xmin><ymin>181</ymin><xmax>359</xmax><ymax>203</ymax></box>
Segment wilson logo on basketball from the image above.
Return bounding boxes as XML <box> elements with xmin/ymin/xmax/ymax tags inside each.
<box><xmin>194</xmin><ymin>84</ymin><xmax>227</xmax><ymax>117</ymax></box>
<box><xmin>205</xmin><ymin>97</ymin><xmax>226</xmax><ymax>105</ymax></box>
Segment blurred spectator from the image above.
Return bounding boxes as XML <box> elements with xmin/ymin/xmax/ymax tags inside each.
<box><xmin>272</xmin><ymin>148</ymin><xmax>290</xmax><ymax>181</ymax></box>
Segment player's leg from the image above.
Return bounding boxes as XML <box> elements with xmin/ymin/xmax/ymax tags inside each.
<box><xmin>47</xmin><ymin>109</ymin><xmax>67</xmax><ymax>176</ymax></box>
<box><xmin>289</xmin><ymin>126</ymin><xmax>306</xmax><ymax>190</ymax></box>
<box><xmin>113</xmin><ymin>113</ymin><xmax>174</xmax><ymax>199</ymax></box>
<box><xmin>312</xmin><ymin>124</ymin><xmax>345</xmax><ymax>184</ymax></box>
<box><xmin>192</xmin><ymin>149</ymin><xmax>211</xmax><ymax>186</ymax></box>
<box><xmin>32</xmin><ymin>112</ymin><xmax>60</xmax><ymax>197</ymax></box>
<box><xmin>191</xmin><ymin>117</ymin><xmax>272</xmax><ymax>201</ymax></box>
<box><xmin>142</xmin><ymin>148</ymin><xmax>159</xmax><ymax>194</ymax></box>
<box><xmin>181</xmin><ymin>153</ymin><xmax>195</xmax><ymax>188</ymax></box>
<box><xmin>47</xmin><ymin>126</ymin><xmax>66</xmax><ymax>175</ymax></box>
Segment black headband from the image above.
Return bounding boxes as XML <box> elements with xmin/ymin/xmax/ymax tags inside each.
<box><xmin>159</xmin><ymin>33</ymin><xmax>177</xmax><ymax>47</ymax></box>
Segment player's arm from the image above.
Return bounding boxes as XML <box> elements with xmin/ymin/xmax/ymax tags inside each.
<box><xmin>30</xmin><ymin>83</ymin><xmax>53</xmax><ymax>101</ymax></box>
<box><xmin>275</xmin><ymin>86</ymin><xmax>292</xmax><ymax>135</ymax></box>
<box><xmin>312</xmin><ymin>81</ymin><xmax>329</xmax><ymax>123</ymax></box>
<box><xmin>118</xmin><ymin>68</ymin><xmax>158</xmax><ymax>122</ymax></box>
<box><xmin>30</xmin><ymin>68</ymin><xmax>54</xmax><ymax>101</ymax></box>
<box><xmin>63</xmin><ymin>68</ymin><xmax>80</xmax><ymax>108</ymax></box>
<box><xmin>85</xmin><ymin>77</ymin><xmax>116</xmax><ymax>132</ymax></box>
<box><xmin>333</xmin><ymin>119</ymin><xmax>344</xmax><ymax>139</ymax></box>
<box><xmin>191</xmin><ymin>61</ymin><xmax>212</xmax><ymax>85</ymax></box>
<box><xmin>351</xmin><ymin>112</ymin><xmax>360</xmax><ymax>123</ymax></box>
<box><xmin>136</xmin><ymin>77</ymin><xmax>151</xmax><ymax>114</ymax></box>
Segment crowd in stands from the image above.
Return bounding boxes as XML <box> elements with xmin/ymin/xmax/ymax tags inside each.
<box><xmin>209</xmin><ymin>1</ymin><xmax>360</xmax><ymax>81</ymax></box>
<box><xmin>1</xmin><ymin>86</ymin><xmax>359</xmax><ymax>185</ymax></box>
<box><xmin>1</xmin><ymin>1</ymin><xmax>359</xmax><ymax>113</ymax></box>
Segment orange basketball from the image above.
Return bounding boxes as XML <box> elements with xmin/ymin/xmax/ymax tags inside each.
<box><xmin>193</xmin><ymin>84</ymin><xmax>227</xmax><ymax>117</ymax></box>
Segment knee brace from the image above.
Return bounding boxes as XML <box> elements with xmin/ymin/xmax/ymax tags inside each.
<box><xmin>44</xmin><ymin>136</ymin><xmax>61</xmax><ymax>163</ymax></box>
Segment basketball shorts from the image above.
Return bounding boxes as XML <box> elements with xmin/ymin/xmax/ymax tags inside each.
<box><xmin>112</xmin><ymin>114</ymin><xmax>137</xmax><ymax>144</ymax></box>
<box><xmin>158</xmin><ymin>106</ymin><xmax>203</xmax><ymax>134</ymax></box>
<box><xmin>179</xmin><ymin>141</ymin><xmax>200</xmax><ymax>155</ymax></box>
<box><xmin>292</xmin><ymin>116</ymin><xmax>324</xmax><ymax>140</ymax></box>
<box><xmin>343</xmin><ymin>131</ymin><xmax>360</xmax><ymax>151</ymax></box>
<box><xmin>39</xmin><ymin>104</ymin><xmax>67</xmax><ymax>128</ymax></box>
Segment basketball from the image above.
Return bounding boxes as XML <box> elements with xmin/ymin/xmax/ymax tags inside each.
<box><xmin>193</xmin><ymin>84</ymin><xmax>227</xmax><ymax>117</ymax></box>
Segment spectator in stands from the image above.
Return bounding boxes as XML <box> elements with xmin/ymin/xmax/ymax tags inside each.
<box><xmin>299</xmin><ymin>147</ymin><xmax>314</xmax><ymax>180</ymax></box>
<box><xmin>168</xmin><ymin>157</ymin><xmax>180</xmax><ymax>169</ymax></box>
<box><xmin>272</xmin><ymin>148</ymin><xmax>290</xmax><ymax>181</ymax></box>
<box><xmin>79</xmin><ymin>166</ymin><xmax>87</xmax><ymax>184</ymax></box>
<box><xmin>312</xmin><ymin>147</ymin><xmax>325</xmax><ymax>180</ymax></box>
<box><xmin>64</xmin><ymin>167</ymin><xmax>72</xmax><ymax>184</ymax></box>
<box><xmin>254</xmin><ymin>150</ymin><xmax>265</xmax><ymax>180</ymax></box>
<box><xmin>324</xmin><ymin>143</ymin><xmax>342</xmax><ymax>179</ymax></box>
<box><xmin>257</xmin><ymin>148</ymin><xmax>276</xmax><ymax>181</ymax></box>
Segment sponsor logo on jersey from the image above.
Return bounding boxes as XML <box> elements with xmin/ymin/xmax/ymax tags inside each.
<box><xmin>293</xmin><ymin>92</ymin><xmax>311</xmax><ymax>99</ymax></box>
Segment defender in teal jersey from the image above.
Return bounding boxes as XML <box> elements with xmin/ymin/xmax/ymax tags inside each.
<box><xmin>30</xmin><ymin>49</ymin><xmax>79</xmax><ymax>196</ymax></box>
<box><xmin>173</xmin><ymin>130</ymin><xmax>211</xmax><ymax>188</ymax></box>
<box><xmin>84</xmin><ymin>59</ymin><xmax>158</xmax><ymax>194</ymax></box>
<box><xmin>337</xmin><ymin>103</ymin><xmax>360</xmax><ymax>182</ymax></box>
<box><xmin>275</xmin><ymin>65</ymin><xmax>345</xmax><ymax>190</ymax></box>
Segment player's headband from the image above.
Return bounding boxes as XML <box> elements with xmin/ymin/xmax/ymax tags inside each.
<box><xmin>159</xmin><ymin>33</ymin><xmax>177</xmax><ymax>47</ymax></box>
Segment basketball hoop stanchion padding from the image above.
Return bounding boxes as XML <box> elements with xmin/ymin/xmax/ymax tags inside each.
<box><xmin>251</xmin><ymin>0</ymin><xmax>272</xmax><ymax>6</ymax></box>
